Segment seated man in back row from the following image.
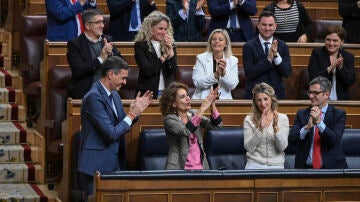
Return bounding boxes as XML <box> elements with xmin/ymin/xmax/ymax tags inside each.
<box><xmin>289</xmin><ymin>76</ymin><xmax>348</xmax><ymax>169</ymax></box>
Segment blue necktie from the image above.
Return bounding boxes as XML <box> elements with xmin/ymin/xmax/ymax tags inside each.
<box><xmin>230</xmin><ymin>0</ymin><xmax>237</xmax><ymax>28</ymax></box>
<box><xmin>130</xmin><ymin>1</ymin><xmax>138</xmax><ymax>29</ymax></box>
<box><xmin>264</xmin><ymin>42</ymin><xmax>270</xmax><ymax>56</ymax></box>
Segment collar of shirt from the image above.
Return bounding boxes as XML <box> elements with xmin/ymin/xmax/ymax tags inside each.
<box><xmin>258</xmin><ymin>35</ymin><xmax>273</xmax><ymax>45</ymax></box>
<box><xmin>320</xmin><ymin>103</ymin><xmax>328</xmax><ymax>117</ymax></box>
<box><xmin>99</xmin><ymin>80</ymin><xmax>112</xmax><ymax>97</ymax></box>
<box><xmin>84</xmin><ymin>33</ymin><xmax>102</xmax><ymax>43</ymax></box>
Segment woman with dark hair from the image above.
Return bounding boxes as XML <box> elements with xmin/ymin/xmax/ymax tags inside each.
<box><xmin>243</xmin><ymin>82</ymin><xmax>289</xmax><ymax>169</ymax></box>
<box><xmin>308</xmin><ymin>25</ymin><xmax>355</xmax><ymax>100</ymax></box>
<box><xmin>263</xmin><ymin>0</ymin><xmax>313</xmax><ymax>42</ymax></box>
<box><xmin>159</xmin><ymin>82</ymin><xmax>222</xmax><ymax>170</ymax></box>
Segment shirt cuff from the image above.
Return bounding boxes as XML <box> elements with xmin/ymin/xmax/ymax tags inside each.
<box><xmin>191</xmin><ymin>115</ymin><xmax>202</xmax><ymax>127</ymax></box>
<box><xmin>229</xmin><ymin>0</ymin><xmax>236</xmax><ymax>9</ymax></box>
<box><xmin>89</xmin><ymin>1</ymin><xmax>96</xmax><ymax>7</ymax></box>
<box><xmin>239</xmin><ymin>0</ymin><xmax>245</xmax><ymax>6</ymax></box>
<box><xmin>212</xmin><ymin>109</ymin><xmax>220</xmax><ymax>119</ymax></box>
<box><xmin>317</xmin><ymin>121</ymin><xmax>326</xmax><ymax>133</ymax></box>
<box><xmin>178</xmin><ymin>9</ymin><xmax>188</xmax><ymax>20</ymax></box>
<box><xmin>273</xmin><ymin>54</ymin><xmax>282</xmax><ymax>65</ymax></box>
<box><xmin>124</xmin><ymin>116</ymin><xmax>132</xmax><ymax>127</ymax></box>
<box><xmin>195</xmin><ymin>9</ymin><xmax>205</xmax><ymax>16</ymax></box>
<box><xmin>300</xmin><ymin>126</ymin><xmax>308</xmax><ymax>140</ymax></box>
<box><xmin>98</xmin><ymin>57</ymin><xmax>104</xmax><ymax>64</ymax></box>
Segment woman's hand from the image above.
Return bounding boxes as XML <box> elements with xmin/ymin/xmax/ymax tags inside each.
<box><xmin>198</xmin><ymin>86</ymin><xmax>219</xmax><ymax>117</ymax></box>
<box><xmin>273</xmin><ymin>110</ymin><xmax>279</xmax><ymax>134</ymax></box>
<box><xmin>216</xmin><ymin>59</ymin><xmax>227</xmax><ymax>77</ymax></box>
<box><xmin>297</xmin><ymin>34</ymin><xmax>308</xmax><ymax>43</ymax></box>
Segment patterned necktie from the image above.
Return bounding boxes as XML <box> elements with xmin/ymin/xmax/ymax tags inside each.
<box><xmin>264</xmin><ymin>42</ymin><xmax>270</xmax><ymax>56</ymax></box>
<box><xmin>312</xmin><ymin>111</ymin><xmax>322</xmax><ymax>169</ymax></box>
<box><xmin>130</xmin><ymin>1</ymin><xmax>138</xmax><ymax>29</ymax></box>
<box><xmin>71</xmin><ymin>0</ymin><xmax>84</xmax><ymax>35</ymax></box>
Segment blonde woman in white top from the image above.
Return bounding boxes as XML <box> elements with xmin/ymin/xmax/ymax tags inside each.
<box><xmin>192</xmin><ymin>29</ymin><xmax>239</xmax><ymax>99</ymax></box>
<box><xmin>243</xmin><ymin>82</ymin><xmax>289</xmax><ymax>169</ymax></box>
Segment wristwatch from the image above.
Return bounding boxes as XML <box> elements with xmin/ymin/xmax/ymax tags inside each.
<box><xmin>274</xmin><ymin>53</ymin><xmax>278</xmax><ymax>58</ymax></box>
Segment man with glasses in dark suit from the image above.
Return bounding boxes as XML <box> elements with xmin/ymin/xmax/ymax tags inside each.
<box><xmin>289</xmin><ymin>76</ymin><xmax>348</xmax><ymax>169</ymax></box>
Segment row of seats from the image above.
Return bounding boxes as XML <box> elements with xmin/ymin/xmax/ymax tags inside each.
<box><xmin>138</xmin><ymin>128</ymin><xmax>360</xmax><ymax>170</ymax></box>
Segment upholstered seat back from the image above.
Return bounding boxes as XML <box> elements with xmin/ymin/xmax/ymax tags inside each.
<box><xmin>313</xmin><ymin>20</ymin><xmax>342</xmax><ymax>43</ymax></box>
<box><xmin>118</xmin><ymin>67</ymin><xmax>139</xmax><ymax>99</ymax></box>
<box><xmin>46</xmin><ymin>66</ymin><xmax>72</xmax><ymax>151</ymax></box>
<box><xmin>138</xmin><ymin>129</ymin><xmax>169</xmax><ymax>170</ymax></box>
<box><xmin>231</xmin><ymin>67</ymin><xmax>246</xmax><ymax>99</ymax></box>
<box><xmin>205</xmin><ymin>127</ymin><xmax>246</xmax><ymax>170</ymax></box>
<box><xmin>175</xmin><ymin>67</ymin><xmax>195</xmax><ymax>97</ymax></box>
<box><xmin>20</xmin><ymin>15</ymin><xmax>47</xmax><ymax>95</ymax></box>
<box><xmin>341</xmin><ymin>129</ymin><xmax>360</xmax><ymax>169</ymax></box>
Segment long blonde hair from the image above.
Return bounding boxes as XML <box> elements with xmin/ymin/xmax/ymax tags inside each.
<box><xmin>251</xmin><ymin>82</ymin><xmax>278</xmax><ymax>131</ymax></box>
<box><xmin>134</xmin><ymin>11</ymin><xmax>174</xmax><ymax>54</ymax></box>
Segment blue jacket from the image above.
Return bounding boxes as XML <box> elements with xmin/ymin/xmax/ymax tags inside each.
<box><xmin>77</xmin><ymin>81</ymin><xmax>132</xmax><ymax>175</ymax></box>
<box><xmin>242</xmin><ymin>36</ymin><xmax>292</xmax><ymax>99</ymax></box>
<box><xmin>207</xmin><ymin>0</ymin><xmax>257</xmax><ymax>41</ymax></box>
<box><xmin>289</xmin><ymin>105</ymin><xmax>348</xmax><ymax>169</ymax></box>
<box><xmin>46</xmin><ymin>0</ymin><xmax>96</xmax><ymax>41</ymax></box>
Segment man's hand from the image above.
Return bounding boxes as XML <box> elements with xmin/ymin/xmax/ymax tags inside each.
<box><xmin>196</xmin><ymin>0</ymin><xmax>204</xmax><ymax>11</ymax></box>
<box><xmin>100</xmin><ymin>38</ymin><xmax>113</xmax><ymax>60</ymax></box>
<box><xmin>268</xmin><ymin>40</ymin><xmax>278</xmax><ymax>61</ymax></box>
<box><xmin>129</xmin><ymin>91</ymin><xmax>153</xmax><ymax>117</ymax></box>
<box><xmin>182</xmin><ymin>0</ymin><xmax>189</xmax><ymax>12</ymax></box>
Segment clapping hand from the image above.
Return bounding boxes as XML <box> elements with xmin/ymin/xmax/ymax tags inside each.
<box><xmin>196</xmin><ymin>0</ymin><xmax>204</xmax><ymax>11</ymax></box>
<box><xmin>268</xmin><ymin>40</ymin><xmax>278</xmax><ymax>61</ymax></box>
<box><xmin>129</xmin><ymin>91</ymin><xmax>153</xmax><ymax>117</ymax></box>
<box><xmin>100</xmin><ymin>38</ymin><xmax>114</xmax><ymax>60</ymax></box>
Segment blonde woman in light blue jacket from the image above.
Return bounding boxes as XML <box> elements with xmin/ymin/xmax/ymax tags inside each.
<box><xmin>192</xmin><ymin>29</ymin><xmax>239</xmax><ymax>99</ymax></box>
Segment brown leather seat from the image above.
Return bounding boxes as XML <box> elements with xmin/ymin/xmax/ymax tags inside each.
<box><xmin>175</xmin><ymin>67</ymin><xmax>195</xmax><ymax>97</ymax></box>
<box><xmin>46</xmin><ymin>66</ymin><xmax>72</xmax><ymax>181</ymax></box>
<box><xmin>19</xmin><ymin>15</ymin><xmax>47</xmax><ymax>126</ymax></box>
<box><xmin>313</xmin><ymin>20</ymin><xmax>342</xmax><ymax>43</ymax></box>
<box><xmin>231</xmin><ymin>67</ymin><xmax>246</xmax><ymax>99</ymax></box>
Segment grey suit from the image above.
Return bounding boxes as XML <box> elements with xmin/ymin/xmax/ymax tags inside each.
<box><xmin>164</xmin><ymin>110</ymin><xmax>222</xmax><ymax>169</ymax></box>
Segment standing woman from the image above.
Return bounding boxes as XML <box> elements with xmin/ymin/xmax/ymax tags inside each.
<box><xmin>244</xmin><ymin>82</ymin><xmax>289</xmax><ymax>169</ymax></box>
<box><xmin>134</xmin><ymin>11</ymin><xmax>178</xmax><ymax>99</ymax></box>
<box><xmin>308</xmin><ymin>25</ymin><xmax>355</xmax><ymax>100</ymax></box>
<box><xmin>160</xmin><ymin>82</ymin><xmax>222</xmax><ymax>170</ymax></box>
<box><xmin>263</xmin><ymin>0</ymin><xmax>313</xmax><ymax>42</ymax></box>
<box><xmin>192</xmin><ymin>29</ymin><xmax>239</xmax><ymax>99</ymax></box>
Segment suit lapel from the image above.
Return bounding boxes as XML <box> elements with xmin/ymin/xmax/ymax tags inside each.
<box><xmin>97</xmin><ymin>82</ymin><xmax>119</xmax><ymax>120</ymax></box>
<box><xmin>255</xmin><ymin>38</ymin><xmax>266</xmax><ymax>57</ymax></box>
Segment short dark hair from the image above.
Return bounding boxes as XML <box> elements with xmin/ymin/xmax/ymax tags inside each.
<box><xmin>324</xmin><ymin>25</ymin><xmax>347</xmax><ymax>41</ymax></box>
<box><xmin>258</xmin><ymin>10</ymin><xmax>276</xmax><ymax>22</ymax></box>
<box><xmin>101</xmin><ymin>56</ymin><xmax>129</xmax><ymax>77</ymax></box>
<box><xmin>309</xmin><ymin>76</ymin><xmax>332</xmax><ymax>92</ymax></box>
<box><xmin>82</xmin><ymin>9</ymin><xmax>103</xmax><ymax>24</ymax></box>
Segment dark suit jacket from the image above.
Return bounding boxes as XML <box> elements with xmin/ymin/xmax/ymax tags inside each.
<box><xmin>46</xmin><ymin>0</ymin><xmax>96</xmax><ymax>41</ymax></box>
<box><xmin>242</xmin><ymin>36</ymin><xmax>292</xmax><ymax>99</ymax></box>
<box><xmin>308</xmin><ymin>46</ymin><xmax>356</xmax><ymax>100</ymax></box>
<box><xmin>134</xmin><ymin>41</ymin><xmax>178</xmax><ymax>98</ymax></box>
<box><xmin>166</xmin><ymin>0</ymin><xmax>206</xmax><ymax>42</ymax></box>
<box><xmin>207</xmin><ymin>0</ymin><xmax>257</xmax><ymax>41</ymax></box>
<box><xmin>289</xmin><ymin>105</ymin><xmax>348</xmax><ymax>169</ymax></box>
<box><xmin>66</xmin><ymin>33</ymin><xmax>121</xmax><ymax>99</ymax></box>
<box><xmin>77</xmin><ymin>81</ymin><xmax>133</xmax><ymax>176</ymax></box>
<box><xmin>107</xmin><ymin>0</ymin><xmax>157</xmax><ymax>41</ymax></box>
<box><xmin>339</xmin><ymin>0</ymin><xmax>360</xmax><ymax>43</ymax></box>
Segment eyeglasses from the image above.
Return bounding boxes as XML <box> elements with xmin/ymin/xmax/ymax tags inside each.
<box><xmin>88</xmin><ymin>20</ymin><xmax>104</xmax><ymax>25</ymax></box>
<box><xmin>307</xmin><ymin>90</ymin><xmax>325</xmax><ymax>96</ymax></box>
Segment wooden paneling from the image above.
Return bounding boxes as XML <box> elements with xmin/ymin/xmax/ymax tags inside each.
<box><xmin>90</xmin><ymin>170</ymin><xmax>360</xmax><ymax>202</ymax></box>
<box><xmin>58</xmin><ymin>98</ymin><xmax>360</xmax><ymax>201</ymax></box>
